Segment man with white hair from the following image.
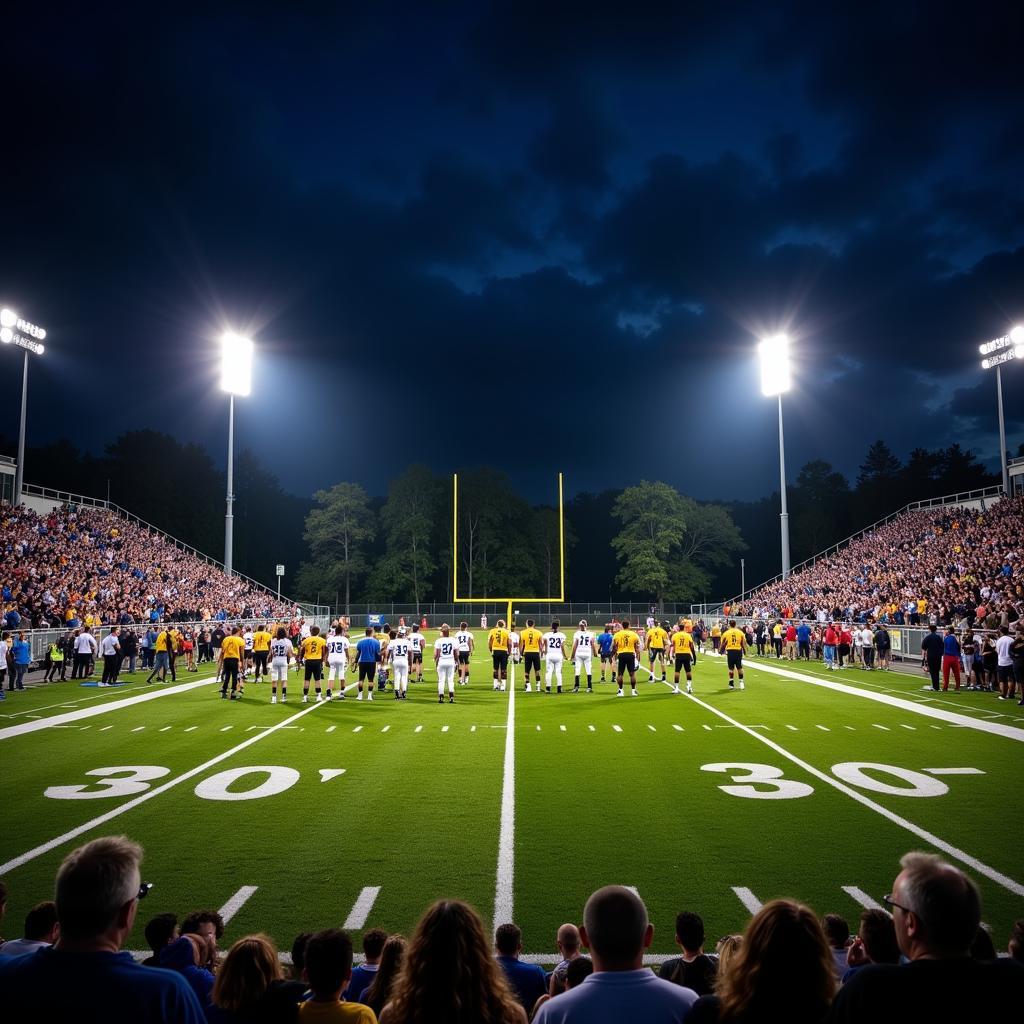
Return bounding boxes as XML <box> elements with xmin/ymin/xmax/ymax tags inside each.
<box><xmin>0</xmin><ymin>835</ymin><xmax>204</xmax><ymax>1022</ymax></box>
<box><xmin>827</xmin><ymin>851</ymin><xmax>1024</xmax><ymax>1022</ymax></box>
<box><xmin>533</xmin><ymin>885</ymin><xmax>698</xmax><ymax>1023</ymax></box>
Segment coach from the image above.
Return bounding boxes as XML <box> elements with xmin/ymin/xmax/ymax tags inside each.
<box><xmin>920</xmin><ymin>624</ymin><xmax>944</xmax><ymax>692</ymax></box>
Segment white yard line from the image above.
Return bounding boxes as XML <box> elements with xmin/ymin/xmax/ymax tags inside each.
<box><xmin>842</xmin><ymin>885</ymin><xmax>884</xmax><ymax>910</ymax></box>
<box><xmin>219</xmin><ymin>886</ymin><xmax>258</xmax><ymax>925</ymax></box>
<box><xmin>0</xmin><ymin>696</ymin><xmax>331</xmax><ymax>875</ymax></box>
<box><xmin>493</xmin><ymin>673</ymin><xmax>516</xmax><ymax>929</ymax></box>
<box><xmin>343</xmin><ymin>886</ymin><xmax>382</xmax><ymax>930</ymax></box>
<box><xmin>732</xmin><ymin>886</ymin><xmax>763</xmax><ymax>914</ymax></box>
<box><xmin>680</xmin><ymin>688</ymin><xmax>1024</xmax><ymax>897</ymax></box>
<box><xmin>1</xmin><ymin>684</ymin><xmax>152</xmax><ymax>719</ymax></box>
<box><xmin>0</xmin><ymin>675</ymin><xmax>221</xmax><ymax>741</ymax></box>
<box><xmin>744</xmin><ymin>661</ymin><xmax>1024</xmax><ymax>742</ymax></box>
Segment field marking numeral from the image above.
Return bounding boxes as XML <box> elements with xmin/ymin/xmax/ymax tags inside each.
<box><xmin>700</xmin><ymin>762</ymin><xmax>815</xmax><ymax>800</ymax></box>
<box><xmin>195</xmin><ymin>765</ymin><xmax>301</xmax><ymax>802</ymax></box>
<box><xmin>830</xmin><ymin>762</ymin><xmax>948</xmax><ymax>798</ymax></box>
<box><xmin>44</xmin><ymin>766</ymin><xmax>171</xmax><ymax>800</ymax></box>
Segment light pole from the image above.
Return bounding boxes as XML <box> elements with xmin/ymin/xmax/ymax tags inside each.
<box><xmin>979</xmin><ymin>326</ymin><xmax>1023</xmax><ymax>495</ymax></box>
<box><xmin>1</xmin><ymin>307</ymin><xmax>47</xmax><ymax>507</ymax></box>
<box><xmin>220</xmin><ymin>331</ymin><xmax>253</xmax><ymax>576</ymax></box>
<box><xmin>759</xmin><ymin>333</ymin><xmax>792</xmax><ymax>579</ymax></box>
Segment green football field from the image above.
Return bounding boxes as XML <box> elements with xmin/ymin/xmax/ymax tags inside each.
<box><xmin>2</xmin><ymin>637</ymin><xmax>1022</xmax><ymax>963</ymax></box>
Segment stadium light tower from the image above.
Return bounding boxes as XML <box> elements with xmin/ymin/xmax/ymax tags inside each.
<box><xmin>979</xmin><ymin>325</ymin><xmax>1024</xmax><ymax>496</ymax></box>
<box><xmin>220</xmin><ymin>331</ymin><xmax>253</xmax><ymax>576</ymax></box>
<box><xmin>759</xmin><ymin>333</ymin><xmax>792</xmax><ymax>579</ymax></box>
<box><xmin>1</xmin><ymin>307</ymin><xmax>47</xmax><ymax>507</ymax></box>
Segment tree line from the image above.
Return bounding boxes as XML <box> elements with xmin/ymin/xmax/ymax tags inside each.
<box><xmin>3</xmin><ymin>432</ymin><xmax>1006</xmax><ymax>609</ymax></box>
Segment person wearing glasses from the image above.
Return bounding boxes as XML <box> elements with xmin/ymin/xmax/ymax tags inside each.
<box><xmin>0</xmin><ymin>835</ymin><xmax>204</xmax><ymax>1021</ymax></box>
<box><xmin>827</xmin><ymin>851</ymin><xmax>1024</xmax><ymax>1021</ymax></box>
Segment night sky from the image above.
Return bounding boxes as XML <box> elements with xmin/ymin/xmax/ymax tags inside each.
<box><xmin>3</xmin><ymin>2</ymin><xmax>1023</xmax><ymax>504</ymax></box>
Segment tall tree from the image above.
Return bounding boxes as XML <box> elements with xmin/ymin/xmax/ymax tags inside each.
<box><xmin>790</xmin><ymin>460</ymin><xmax>851</xmax><ymax>562</ymax></box>
<box><xmin>677</xmin><ymin>498</ymin><xmax>746</xmax><ymax>587</ymax></box>
<box><xmin>611</xmin><ymin>481</ymin><xmax>688</xmax><ymax>605</ymax></box>
<box><xmin>855</xmin><ymin>440</ymin><xmax>903</xmax><ymax>523</ymax></box>
<box><xmin>299</xmin><ymin>482</ymin><xmax>376</xmax><ymax>613</ymax></box>
<box><xmin>368</xmin><ymin>465</ymin><xmax>441</xmax><ymax>612</ymax></box>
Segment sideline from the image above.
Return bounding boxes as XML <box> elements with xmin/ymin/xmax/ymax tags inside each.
<box><xmin>492</xmin><ymin>673</ymin><xmax>516</xmax><ymax>928</ymax></box>
<box><xmin>743</xmin><ymin>660</ymin><xmax>1024</xmax><ymax>743</ymax></box>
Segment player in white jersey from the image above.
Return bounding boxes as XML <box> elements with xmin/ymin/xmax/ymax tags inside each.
<box><xmin>434</xmin><ymin>624</ymin><xmax>457</xmax><ymax>704</ymax></box>
<box><xmin>242</xmin><ymin>628</ymin><xmax>254</xmax><ymax>680</ymax></box>
<box><xmin>570</xmin><ymin>619</ymin><xmax>595</xmax><ymax>694</ymax></box>
<box><xmin>325</xmin><ymin>627</ymin><xmax>350</xmax><ymax>701</ymax></box>
<box><xmin>454</xmin><ymin>621</ymin><xmax>474</xmax><ymax>686</ymax></box>
<box><xmin>389</xmin><ymin>627</ymin><xmax>412</xmax><ymax>699</ymax></box>
<box><xmin>410</xmin><ymin>624</ymin><xmax>426</xmax><ymax>682</ymax></box>
<box><xmin>509</xmin><ymin>629</ymin><xmax>521</xmax><ymax>663</ymax></box>
<box><xmin>269</xmin><ymin>627</ymin><xmax>293</xmax><ymax>704</ymax></box>
<box><xmin>542</xmin><ymin>620</ymin><xmax>568</xmax><ymax>694</ymax></box>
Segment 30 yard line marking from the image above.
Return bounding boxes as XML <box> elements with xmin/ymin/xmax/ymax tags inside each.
<box><xmin>842</xmin><ymin>885</ymin><xmax>883</xmax><ymax>910</ymax></box>
<box><xmin>678</xmin><ymin>687</ymin><xmax>1024</xmax><ymax>897</ymax></box>
<box><xmin>493</xmin><ymin>664</ymin><xmax>516</xmax><ymax>929</ymax></box>
<box><xmin>0</xmin><ymin>688</ymin><xmax>340</xmax><ymax>875</ymax></box>
<box><xmin>343</xmin><ymin>886</ymin><xmax>382</xmax><ymax>930</ymax></box>
<box><xmin>924</xmin><ymin>767</ymin><xmax>985</xmax><ymax>776</ymax></box>
<box><xmin>732</xmin><ymin>886</ymin><xmax>763</xmax><ymax>914</ymax></box>
<box><xmin>219</xmin><ymin>885</ymin><xmax>258</xmax><ymax>925</ymax></box>
<box><xmin>0</xmin><ymin>683</ymin><xmax>152</xmax><ymax>720</ymax></box>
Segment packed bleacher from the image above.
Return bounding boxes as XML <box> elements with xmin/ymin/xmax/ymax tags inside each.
<box><xmin>0</xmin><ymin>836</ymin><xmax>1021</xmax><ymax>1022</ymax></box>
<box><xmin>1</xmin><ymin>504</ymin><xmax>291</xmax><ymax>629</ymax></box>
<box><xmin>733</xmin><ymin>496</ymin><xmax>1024</xmax><ymax>629</ymax></box>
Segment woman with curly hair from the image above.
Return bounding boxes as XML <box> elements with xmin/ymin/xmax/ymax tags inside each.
<box><xmin>689</xmin><ymin>900</ymin><xmax>836</xmax><ymax>1024</ymax></box>
<box><xmin>379</xmin><ymin>900</ymin><xmax>526</xmax><ymax>1024</ymax></box>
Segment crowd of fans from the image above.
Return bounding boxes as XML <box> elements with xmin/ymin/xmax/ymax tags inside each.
<box><xmin>732</xmin><ymin>496</ymin><xmax>1024</xmax><ymax>630</ymax></box>
<box><xmin>0</xmin><ymin>836</ymin><xmax>1021</xmax><ymax>1022</ymax></box>
<box><xmin>1</xmin><ymin>503</ymin><xmax>292</xmax><ymax>630</ymax></box>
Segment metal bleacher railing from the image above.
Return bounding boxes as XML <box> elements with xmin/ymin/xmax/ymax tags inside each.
<box><xmin>705</xmin><ymin>484</ymin><xmax>1006</xmax><ymax>617</ymax></box>
<box><xmin>17</xmin><ymin>482</ymin><xmax>328</xmax><ymax>619</ymax></box>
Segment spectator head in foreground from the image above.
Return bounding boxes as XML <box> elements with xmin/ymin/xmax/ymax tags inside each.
<box><xmin>580</xmin><ymin>884</ymin><xmax>652</xmax><ymax>969</ymax></box>
<box><xmin>303</xmin><ymin>928</ymin><xmax>355</xmax><ymax>1002</ymax></box>
<box><xmin>715</xmin><ymin>934</ymin><xmax>743</xmax><ymax>976</ymax></box>
<box><xmin>565</xmin><ymin>957</ymin><xmax>594</xmax><ymax>988</ymax></box>
<box><xmin>886</xmin><ymin>851</ymin><xmax>980</xmax><ymax>959</ymax></box>
<box><xmin>713</xmin><ymin>900</ymin><xmax>835</xmax><ymax>1023</ymax></box>
<box><xmin>0</xmin><ymin>901</ymin><xmax>60</xmax><ymax>957</ymax></box>
<box><xmin>850</xmin><ymin>908</ymin><xmax>900</xmax><ymax>968</ymax></box>
<box><xmin>143</xmin><ymin>913</ymin><xmax>178</xmax><ymax>964</ymax></box>
<box><xmin>55</xmin><ymin>835</ymin><xmax>145</xmax><ymax>948</ymax></box>
<box><xmin>380</xmin><ymin>900</ymin><xmax>525</xmax><ymax>1024</ymax></box>
<box><xmin>361</xmin><ymin>934</ymin><xmax>407</xmax><ymax>1015</ymax></box>
<box><xmin>675</xmin><ymin>911</ymin><xmax>705</xmax><ymax>955</ymax></box>
<box><xmin>496</xmin><ymin>922</ymin><xmax>523</xmax><ymax>957</ymax></box>
<box><xmin>211</xmin><ymin>933</ymin><xmax>282</xmax><ymax>1017</ymax></box>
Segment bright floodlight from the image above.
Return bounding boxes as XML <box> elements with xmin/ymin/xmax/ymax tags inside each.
<box><xmin>1011</xmin><ymin>325</ymin><xmax>1024</xmax><ymax>345</ymax></box>
<box><xmin>0</xmin><ymin>327</ymin><xmax>11</xmax><ymax>344</ymax></box>
<box><xmin>220</xmin><ymin>331</ymin><xmax>253</xmax><ymax>396</ymax></box>
<box><xmin>759</xmin><ymin>333</ymin><xmax>791</xmax><ymax>396</ymax></box>
<box><xmin>0</xmin><ymin>308</ymin><xmax>16</xmax><ymax>328</ymax></box>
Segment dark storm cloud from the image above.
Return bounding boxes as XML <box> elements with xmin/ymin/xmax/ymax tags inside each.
<box><xmin>1</xmin><ymin>1</ymin><xmax>1023</xmax><ymax>504</ymax></box>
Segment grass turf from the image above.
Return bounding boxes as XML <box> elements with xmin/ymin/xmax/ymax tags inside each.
<box><xmin>1</xmin><ymin>636</ymin><xmax>1021</xmax><ymax>961</ymax></box>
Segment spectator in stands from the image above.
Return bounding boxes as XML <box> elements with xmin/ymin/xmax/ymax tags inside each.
<box><xmin>359</xmin><ymin>934</ymin><xmax>407</xmax><ymax>1017</ymax></box>
<box><xmin>1009</xmin><ymin>919</ymin><xmax>1024</xmax><ymax>963</ymax></box>
<box><xmin>841</xmin><ymin>909</ymin><xmax>900</xmax><ymax>983</ymax></box>
<box><xmin>659</xmin><ymin>911</ymin><xmax>718</xmax><ymax>996</ymax></box>
<box><xmin>0</xmin><ymin>900</ymin><xmax>59</xmax><ymax>957</ymax></box>
<box><xmin>207</xmin><ymin>933</ymin><xmax>299</xmax><ymax>1024</ymax></box>
<box><xmin>342</xmin><ymin>926</ymin><xmax>388</xmax><ymax>1002</ymax></box>
<box><xmin>141</xmin><ymin>913</ymin><xmax>178</xmax><ymax>966</ymax></box>
<box><xmin>827</xmin><ymin>851</ymin><xmax>1024</xmax><ymax>1022</ymax></box>
<box><xmin>495</xmin><ymin>922</ymin><xmax>548</xmax><ymax>1013</ymax></box>
<box><xmin>688</xmin><ymin>899</ymin><xmax>835</xmax><ymax>1024</ymax></box>
<box><xmin>822</xmin><ymin>914</ymin><xmax>851</xmax><ymax>977</ymax></box>
<box><xmin>549</xmin><ymin>922</ymin><xmax>589</xmax><ymax>995</ymax></box>
<box><xmin>533</xmin><ymin>885</ymin><xmax>697</xmax><ymax>1024</ymax></box>
<box><xmin>379</xmin><ymin>899</ymin><xmax>526</xmax><ymax>1024</ymax></box>
<box><xmin>0</xmin><ymin>835</ymin><xmax>204</xmax><ymax>1022</ymax></box>
<box><xmin>181</xmin><ymin>908</ymin><xmax>224</xmax><ymax>971</ymax></box>
<box><xmin>298</xmin><ymin>928</ymin><xmax>375</xmax><ymax>1022</ymax></box>
<box><xmin>158</xmin><ymin>933</ymin><xmax>215</xmax><ymax>1006</ymax></box>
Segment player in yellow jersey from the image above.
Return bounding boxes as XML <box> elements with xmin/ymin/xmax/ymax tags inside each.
<box><xmin>300</xmin><ymin>626</ymin><xmax>328</xmax><ymax>703</ymax></box>
<box><xmin>219</xmin><ymin>627</ymin><xmax>245</xmax><ymax>699</ymax></box>
<box><xmin>646</xmin><ymin>621</ymin><xmax>669</xmax><ymax>682</ymax></box>
<box><xmin>488</xmin><ymin>619</ymin><xmax>510</xmax><ymax>692</ymax></box>
<box><xmin>710</xmin><ymin>621</ymin><xmax>722</xmax><ymax>655</ymax></box>
<box><xmin>612</xmin><ymin>619</ymin><xmax>641</xmax><ymax>697</ymax></box>
<box><xmin>520</xmin><ymin>619</ymin><xmax>543</xmax><ymax>693</ymax></box>
<box><xmin>252</xmin><ymin>624</ymin><xmax>272</xmax><ymax>683</ymax></box>
<box><xmin>721</xmin><ymin>618</ymin><xmax>747</xmax><ymax>690</ymax></box>
<box><xmin>671</xmin><ymin>628</ymin><xmax>696</xmax><ymax>694</ymax></box>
